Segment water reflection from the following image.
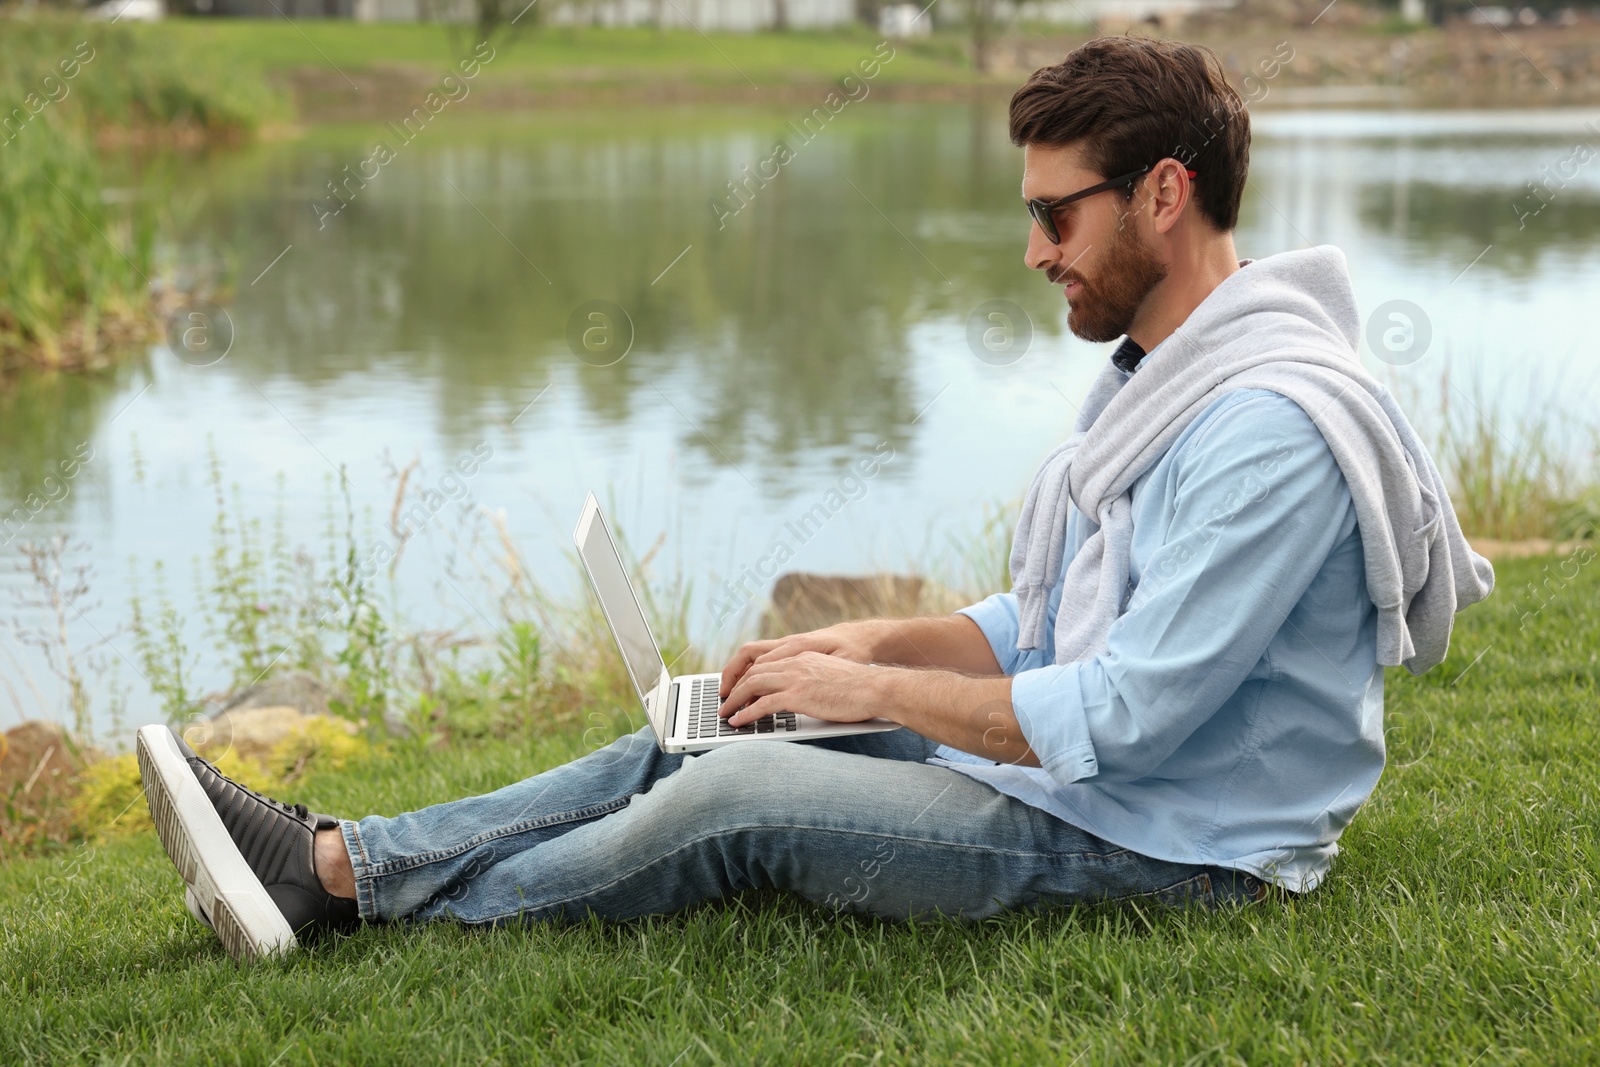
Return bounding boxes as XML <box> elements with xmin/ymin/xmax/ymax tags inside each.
<box><xmin>4</xmin><ymin>103</ymin><xmax>1598</xmax><ymax>523</ymax></box>
<box><xmin>174</xmin><ymin>102</ymin><xmax>1072</xmax><ymax>484</ymax></box>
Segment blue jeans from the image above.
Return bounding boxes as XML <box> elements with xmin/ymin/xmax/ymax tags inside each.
<box><xmin>340</xmin><ymin>727</ymin><xmax>1266</xmax><ymax>925</ymax></box>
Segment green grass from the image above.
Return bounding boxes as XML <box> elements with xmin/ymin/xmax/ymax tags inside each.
<box><xmin>0</xmin><ymin>118</ymin><xmax>155</xmax><ymax>371</ymax></box>
<box><xmin>0</xmin><ymin>18</ymin><xmax>289</xmax><ymax>136</ymax></box>
<box><xmin>145</xmin><ymin>22</ymin><xmax>985</xmax><ymax>90</ymax></box>
<box><xmin>2</xmin><ymin>552</ymin><xmax>1598</xmax><ymax>1064</ymax></box>
<box><xmin>0</xmin><ymin>19</ymin><xmax>288</xmax><ymax>372</ymax></box>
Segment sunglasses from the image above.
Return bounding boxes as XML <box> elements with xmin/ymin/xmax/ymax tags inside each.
<box><xmin>1026</xmin><ymin>164</ymin><xmax>1199</xmax><ymax>245</ymax></box>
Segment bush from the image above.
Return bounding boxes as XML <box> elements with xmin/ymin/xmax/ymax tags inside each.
<box><xmin>0</xmin><ymin>118</ymin><xmax>155</xmax><ymax>370</ymax></box>
<box><xmin>0</xmin><ymin>17</ymin><xmax>288</xmax><ymax>373</ymax></box>
<box><xmin>0</xmin><ymin>18</ymin><xmax>287</xmax><ymax>139</ymax></box>
<box><xmin>70</xmin><ymin>717</ymin><xmax>374</xmax><ymax>845</ymax></box>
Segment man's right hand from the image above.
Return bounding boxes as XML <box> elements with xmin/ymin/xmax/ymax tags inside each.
<box><xmin>718</xmin><ymin>620</ymin><xmax>883</xmax><ymax>700</ymax></box>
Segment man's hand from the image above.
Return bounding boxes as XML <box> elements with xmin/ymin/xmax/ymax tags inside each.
<box><xmin>718</xmin><ymin>620</ymin><xmax>882</xmax><ymax>701</ymax></box>
<box><xmin>721</xmin><ymin>653</ymin><xmax>1040</xmax><ymax>768</ymax></box>
<box><xmin>720</xmin><ymin>651</ymin><xmax>885</xmax><ymax>727</ymax></box>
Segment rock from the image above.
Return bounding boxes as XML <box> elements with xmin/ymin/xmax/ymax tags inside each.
<box><xmin>759</xmin><ymin>573</ymin><xmax>967</xmax><ymax>639</ymax></box>
<box><xmin>1469</xmin><ymin>538</ymin><xmax>1593</xmax><ymax>561</ymax></box>
<box><xmin>192</xmin><ymin>705</ymin><xmax>356</xmax><ymax>766</ymax></box>
<box><xmin>219</xmin><ymin>671</ymin><xmax>330</xmax><ymax>718</ymax></box>
<box><xmin>1</xmin><ymin>721</ymin><xmax>102</xmax><ymax>848</ymax></box>
<box><xmin>1</xmin><ymin>721</ymin><xmax>99</xmax><ymax>792</ymax></box>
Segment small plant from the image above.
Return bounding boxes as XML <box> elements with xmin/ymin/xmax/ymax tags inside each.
<box><xmin>128</xmin><ymin>560</ymin><xmax>204</xmax><ymax>728</ymax></box>
<box><xmin>8</xmin><ymin>537</ymin><xmax>110</xmax><ymax>745</ymax></box>
<box><xmin>326</xmin><ymin>469</ymin><xmax>395</xmax><ymax>723</ymax></box>
<box><xmin>495</xmin><ymin>620</ymin><xmax>543</xmax><ymax>717</ymax></box>
<box><xmin>197</xmin><ymin>445</ymin><xmax>306</xmax><ymax>691</ymax></box>
<box><xmin>942</xmin><ymin>501</ymin><xmax>1015</xmax><ymax>600</ymax></box>
<box><xmin>68</xmin><ymin>753</ymin><xmax>152</xmax><ymax>842</ymax></box>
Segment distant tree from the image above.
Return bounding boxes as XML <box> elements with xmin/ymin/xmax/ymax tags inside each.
<box><xmin>854</xmin><ymin>0</ymin><xmax>885</xmax><ymax>27</ymax></box>
<box><xmin>423</xmin><ymin>0</ymin><xmax>536</xmax><ymax>55</ymax></box>
<box><xmin>970</xmin><ymin>0</ymin><xmax>1045</xmax><ymax>75</ymax></box>
<box><xmin>970</xmin><ymin>0</ymin><xmax>1000</xmax><ymax>73</ymax></box>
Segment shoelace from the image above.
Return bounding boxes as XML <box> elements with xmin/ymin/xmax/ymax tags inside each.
<box><xmin>264</xmin><ymin>795</ymin><xmax>308</xmax><ymax>820</ymax></box>
<box><xmin>190</xmin><ymin>756</ymin><xmax>310</xmax><ymax>822</ymax></box>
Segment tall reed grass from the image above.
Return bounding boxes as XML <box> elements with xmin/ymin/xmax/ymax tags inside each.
<box><xmin>0</xmin><ymin>19</ymin><xmax>287</xmax><ymax>141</ymax></box>
<box><xmin>0</xmin><ymin>18</ymin><xmax>288</xmax><ymax>374</ymax></box>
<box><xmin>1421</xmin><ymin>374</ymin><xmax>1600</xmax><ymax>543</ymax></box>
<box><xmin>0</xmin><ymin>119</ymin><xmax>156</xmax><ymax>370</ymax></box>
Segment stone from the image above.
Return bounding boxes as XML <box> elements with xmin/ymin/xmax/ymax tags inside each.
<box><xmin>191</xmin><ymin>705</ymin><xmax>355</xmax><ymax>766</ymax></box>
<box><xmin>1469</xmin><ymin>538</ymin><xmax>1592</xmax><ymax>561</ymax></box>
<box><xmin>1</xmin><ymin>721</ymin><xmax>102</xmax><ymax>847</ymax></box>
<box><xmin>218</xmin><ymin>670</ymin><xmax>330</xmax><ymax>718</ymax></box>
<box><xmin>758</xmin><ymin>573</ymin><xmax>966</xmax><ymax>640</ymax></box>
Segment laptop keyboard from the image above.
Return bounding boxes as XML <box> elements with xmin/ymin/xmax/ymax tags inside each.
<box><xmin>684</xmin><ymin>677</ymin><xmax>798</xmax><ymax>740</ymax></box>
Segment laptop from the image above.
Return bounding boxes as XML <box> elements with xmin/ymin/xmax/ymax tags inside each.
<box><xmin>574</xmin><ymin>493</ymin><xmax>902</xmax><ymax>753</ymax></box>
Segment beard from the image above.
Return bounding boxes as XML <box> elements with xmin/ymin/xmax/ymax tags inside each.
<box><xmin>1059</xmin><ymin>213</ymin><xmax>1168</xmax><ymax>344</ymax></box>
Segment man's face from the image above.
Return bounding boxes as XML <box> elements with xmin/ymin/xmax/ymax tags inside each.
<box><xmin>1021</xmin><ymin>143</ymin><xmax>1169</xmax><ymax>344</ymax></box>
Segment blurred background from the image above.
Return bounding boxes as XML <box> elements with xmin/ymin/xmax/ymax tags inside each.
<box><xmin>1</xmin><ymin>0</ymin><xmax>1597</xmax><ymax>756</ymax></box>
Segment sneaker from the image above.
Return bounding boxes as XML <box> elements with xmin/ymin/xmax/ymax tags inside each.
<box><xmin>136</xmin><ymin>724</ymin><xmax>359</xmax><ymax>961</ymax></box>
<box><xmin>184</xmin><ymin>884</ymin><xmax>213</xmax><ymax>931</ymax></box>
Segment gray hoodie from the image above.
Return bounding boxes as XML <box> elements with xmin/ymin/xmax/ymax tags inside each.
<box><xmin>1009</xmin><ymin>244</ymin><xmax>1496</xmax><ymax>675</ymax></box>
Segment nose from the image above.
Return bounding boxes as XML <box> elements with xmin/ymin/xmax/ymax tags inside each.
<box><xmin>1025</xmin><ymin>220</ymin><xmax>1058</xmax><ymax>273</ymax></box>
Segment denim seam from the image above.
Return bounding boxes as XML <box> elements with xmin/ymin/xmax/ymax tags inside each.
<box><xmin>360</xmin><ymin>796</ymin><xmax>634</xmax><ymax>878</ymax></box>
<box><xmin>342</xmin><ymin>819</ymin><xmax>379</xmax><ymax>922</ymax></box>
<box><xmin>472</xmin><ymin>824</ymin><xmax>1154</xmax><ymax>924</ymax></box>
<box><xmin>1099</xmin><ymin>870</ymin><xmax>1217</xmax><ymax>909</ymax></box>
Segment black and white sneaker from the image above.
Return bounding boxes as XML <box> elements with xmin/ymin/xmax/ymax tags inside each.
<box><xmin>136</xmin><ymin>724</ymin><xmax>359</xmax><ymax>961</ymax></box>
<box><xmin>183</xmin><ymin>884</ymin><xmax>214</xmax><ymax>931</ymax></box>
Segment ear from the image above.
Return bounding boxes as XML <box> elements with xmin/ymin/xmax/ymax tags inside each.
<box><xmin>1141</xmin><ymin>158</ymin><xmax>1195</xmax><ymax>236</ymax></box>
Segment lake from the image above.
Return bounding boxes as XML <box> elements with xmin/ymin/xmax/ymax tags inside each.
<box><xmin>4</xmin><ymin>100</ymin><xmax>1598</xmax><ymax>740</ymax></box>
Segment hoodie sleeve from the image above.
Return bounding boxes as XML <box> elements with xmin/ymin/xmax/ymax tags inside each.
<box><xmin>957</xmin><ymin>521</ymin><xmax>1073</xmax><ymax>676</ymax></box>
<box><xmin>1009</xmin><ymin>391</ymin><xmax>1360</xmax><ymax>786</ymax></box>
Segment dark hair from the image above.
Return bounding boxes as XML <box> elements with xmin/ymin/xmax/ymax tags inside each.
<box><xmin>1008</xmin><ymin>36</ymin><xmax>1249</xmax><ymax>233</ymax></box>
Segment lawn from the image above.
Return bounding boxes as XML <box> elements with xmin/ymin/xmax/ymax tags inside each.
<box><xmin>2</xmin><ymin>552</ymin><xmax>1597</xmax><ymax>1064</ymax></box>
<box><xmin>144</xmin><ymin>21</ymin><xmax>987</xmax><ymax>92</ymax></box>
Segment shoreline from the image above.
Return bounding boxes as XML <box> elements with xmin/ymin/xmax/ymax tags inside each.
<box><xmin>288</xmin><ymin>73</ymin><xmax>1600</xmax><ymax>121</ymax></box>
<box><xmin>269</xmin><ymin>22</ymin><xmax>1600</xmax><ymax>119</ymax></box>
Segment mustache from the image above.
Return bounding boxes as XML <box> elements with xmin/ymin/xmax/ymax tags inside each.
<box><xmin>1046</xmin><ymin>265</ymin><xmax>1080</xmax><ymax>286</ymax></box>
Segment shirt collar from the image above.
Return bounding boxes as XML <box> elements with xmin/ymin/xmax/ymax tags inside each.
<box><xmin>1111</xmin><ymin>335</ymin><xmax>1146</xmax><ymax>375</ymax></box>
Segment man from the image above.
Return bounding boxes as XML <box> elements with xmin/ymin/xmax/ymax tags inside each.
<box><xmin>137</xmin><ymin>36</ymin><xmax>1494</xmax><ymax>962</ymax></box>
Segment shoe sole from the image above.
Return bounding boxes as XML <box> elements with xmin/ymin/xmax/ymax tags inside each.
<box><xmin>136</xmin><ymin>724</ymin><xmax>297</xmax><ymax>962</ymax></box>
<box><xmin>184</xmin><ymin>885</ymin><xmax>213</xmax><ymax>931</ymax></box>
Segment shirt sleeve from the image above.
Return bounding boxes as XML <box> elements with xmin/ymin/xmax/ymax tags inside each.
<box><xmin>956</xmin><ymin>591</ymin><xmax>1057</xmax><ymax>676</ymax></box>
<box><xmin>1010</xmin><ymin>392</ymin><xmax>1360</xmax><ymax>786</ymax></box>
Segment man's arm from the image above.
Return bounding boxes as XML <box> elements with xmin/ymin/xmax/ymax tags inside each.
<box><xmin>718</xmin><ymin>614</ymin><xmax>1037</xmax><ymax>763</ymax></box>
<box><xmin>719</xmin><ymin>391</ymin><xmax>1356</xmax><ymax>782</ymax></box>
<box><xmin>718</xmin><ymin>614</ymin><xmax>1002</xmax><ymax>701</ymax></box>
<box><xmin>720</xmin><ymin>650</ymin><xmax>1039</xmax><ymax>767</ymax></box>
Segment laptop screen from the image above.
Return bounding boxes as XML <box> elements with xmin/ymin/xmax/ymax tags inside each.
<box><xmin>574</xmin><ymin>495</ymin><xmax>671</xmax><ymax>732</ymax></box>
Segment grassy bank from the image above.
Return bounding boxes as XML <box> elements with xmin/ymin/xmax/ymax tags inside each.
<box><xmin>0</xmin><ymin>20</ymin><xmax>288</xmax><ymax>376</ymax></box>
<box><xmin>154</xmin><ymin>22</ymin><xmax>977</xmax><ymax>88</ymax></box>
<box><xmin>1</xmin><ymin>548</ymin><xmax>1596</xmax><ymax>1063</ymax></box>
<box><xmin>142</xmin><ymin>19</ymin><xmax>1600</xmax><ymax>112</ymax></box>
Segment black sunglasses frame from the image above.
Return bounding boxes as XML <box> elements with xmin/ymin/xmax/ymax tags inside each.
<box><xmin>1026</xmin><ymin>163</ymin><xmax>1198</xmax><ymax>245</ymax></box>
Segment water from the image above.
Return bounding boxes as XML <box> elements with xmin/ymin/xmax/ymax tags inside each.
<box><xmin>4</xmin><ymin>100</ymin><xmax>1599</xmax><ymax>739</ymax></box>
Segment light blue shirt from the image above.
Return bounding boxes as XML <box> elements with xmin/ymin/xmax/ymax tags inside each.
<box><xmin>941</xmin><ymin>384</ymin><xmax>1384</xmax><ymax>892</ymax></box>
